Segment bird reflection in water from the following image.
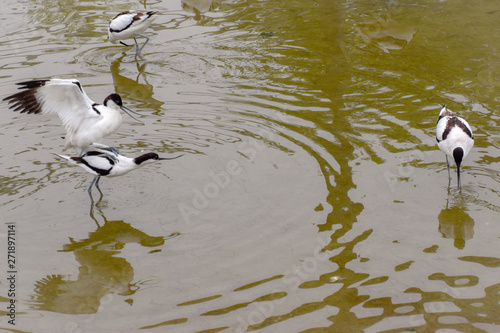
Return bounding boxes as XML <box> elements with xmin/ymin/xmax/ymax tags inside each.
<box><xmin>438</xmin><ymin>199</ymin><xmax>475</xmax><ymax>250</ymax></box>
<box><xmin>110</xmin><ymin>54</ymin><xmax>164</xmax><ymax>110</ymax></box>
<box><xmin>30</xmin><ymin>205</ymin><xmax>178</xmax><ymax>314</ymax></box>
<box><xmin>181</xmin><ymin>0</ymin><xmax>213</xmax><ymax>19</ymax></box>
<box><xmin>355</xmin><ymin>3</ymin><xmax>418</xmax><ymax>53</ymax></box>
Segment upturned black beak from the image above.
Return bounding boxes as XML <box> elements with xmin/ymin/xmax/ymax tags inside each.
<box><xmin>159</xmin><ymin>154</ymin><xmax>184</xmax><ymax>161</ymax></box>
<box><xmin>120</xmin><ymin>105</ymin><xmax>142</xmax><ymax>123</ymax></box>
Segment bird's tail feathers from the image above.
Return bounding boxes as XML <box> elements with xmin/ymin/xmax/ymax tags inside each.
<box><xmin>53</xmin><ymin>153</ymin><xmax>70</xmax><ymax>160</ymax></box>
<box><xmin>52</xmin><ymin>153</ymin><xmax>79</xmax><ymax>165</ymax></box>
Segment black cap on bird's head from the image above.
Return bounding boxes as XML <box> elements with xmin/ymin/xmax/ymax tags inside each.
<box><xmin>103</xmin><ymin>93</ymin><xmax>142</xmax><ymax>122</ymax></box>
<box><xmin>104</xmin><ymin>93</ymin><xmax>123</xmax><ymax>107</ymax></box>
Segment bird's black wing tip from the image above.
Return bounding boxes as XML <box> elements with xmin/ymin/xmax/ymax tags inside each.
<box><xmin>15</xmin><ymin>79</ymin><xmax>49</xmax><ymax>89</ymax></box>
<box><xmin>3</xmin><ymin>80</ymin><xmax>46</xmax><ymax>102</ymax></box>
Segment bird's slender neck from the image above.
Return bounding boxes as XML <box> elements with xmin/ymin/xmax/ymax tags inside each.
<box><xmin>104</xmin><ymin>101</ymin><xmax>122</xmax><ymax>113</ymax></box>
<box><xmin>134</xmin><ymin>153</ymin><xmax>159</xmax><ymax>165</ymax></box>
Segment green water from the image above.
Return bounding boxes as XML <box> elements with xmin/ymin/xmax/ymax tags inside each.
<box><xmin>1</xmin><ymin>0</ymin><xmax>500</xmax><ymax>332</ymax></box>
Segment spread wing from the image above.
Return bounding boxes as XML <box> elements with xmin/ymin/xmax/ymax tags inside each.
<box><xmin>3</xmin><ymin>79</ymin><xmax>100</xmax><ymax>136</ymax></box>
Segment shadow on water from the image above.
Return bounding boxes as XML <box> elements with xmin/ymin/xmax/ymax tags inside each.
<box><xmin>30</xmin><ymin>204</ymin><xmax>177</xmax><ymax>314</ymax></box>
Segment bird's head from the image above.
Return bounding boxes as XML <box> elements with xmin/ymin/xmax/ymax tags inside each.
<box><xmin>104</xmin><ymin>93</ymin><xmax>142</xmax><ymax>122</ymax></box>
<box><xmin>453</xmin><ymin>147</ymin><xmax>464</xmax><ymax>168</ymax></box>
<box><xmin>134</xmin><ymin>153</ymin><xmax>184</xmax><ymax>166</ymax></box>
<box><xmin>108</xmin><ymin>34</ymin><xmax>118</xmax><ymax>44</ymax></box>
<box><xmin>104</xmin><ymin>93</ymin><xmax>123</xmax><ymax>107</ymax></box>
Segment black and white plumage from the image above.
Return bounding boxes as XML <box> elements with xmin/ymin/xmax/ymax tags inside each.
<box><xmin>54</xmin><ymin>143</ymin><xmax>183</xmax><ymax>200</ymax></box>
<box><xmin>108</xmin><ymin>10</ymin><xmax>157</xmax><ymax>60</ymax></box>
<box><xmin>436</xmin><ymin>105</ymin><xmax>474</xmax><ymax>190</ymax></box>
<box><xmin>3</xmin><ymin>79</ymin><xmax>140</xmax><ymax>154</ymax></box>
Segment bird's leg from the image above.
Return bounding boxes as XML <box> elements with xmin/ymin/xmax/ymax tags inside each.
<box><xmin>445</xmin><ymin>156</ymin><xmax>451</xmax><ymax>179</ymax></box>
<box><xmin>96</xmin><ymin>144</ymin><xmax>121</xmax><ymax>156</ymax></box>
<box><xmin>134</xmin><ymin>34</ymin><xmax>149</xmax><ymax>61</ymax></box>
<box><xmin>457</xmin><ymin>165</ymin><xmax>461</xmax><ymax>191</ymax></box>
<box><xmin>133</xmin><ymin>37</ymin><xmax>146</xmax><ymax>61</ymax></box>
<box><xmin>136</xmin><ymin>33</ymin><xmax>150</xmax><ymax>54</ymax></box>
<box><xmin>91</xmin><ymin>143</ymin><xmax>121</xmax><ymax>155</ymax></box>
<box><xmin>95</xmin><ymin>176</ymin><xmax>104</xmax><ymax>197</ymax></box>
<box><xmin>102</xmin><ymin>153</ymin><xmax>118</xmax><ymax>163</ymax></box>
<box><xmin>88</xmin><ymin>176</ymin><xmax>98</xmax><ymax>201</ymax></box>
<box><xmin>108</xmin><ymin>146</ymin><xmax>121</xmax><ymax>155</ymax></box>
<box><xmin>79</xmin><ymin>148</ymin><xmax>85</xmax><ymax>157</ymax></box>
<box><xmin>133</xmin><ymin>37</ymin><xmax>140</xmax><ymax>60</ymax></box>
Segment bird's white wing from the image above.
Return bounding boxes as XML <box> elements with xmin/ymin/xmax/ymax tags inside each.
<box><xmin>4</xmin><ymin>79</ymin><xmax>100</xmax><ymax>137</ymax></box>
<box><xmin>54</xmin><ymin>151</ymin><xmax>115</xmax><ymax>176</ymax></box>
<box><xmin>461</xmin><ymin>118</ymin><xmax>474</xmax><ymax>139</ymax></box>
<box><xmin>436</xmin><ymin>116</ymin><xmax>449</xmax><ymax>142</ymax></box>
<box><xmin>109</xmin><ymin>11</ymin><xmax>138</xmax><ymax>32</ymax></box>
<box><xmin>81</xmin><ymin>153</ymin><xmax>115</xmax><ymax>173</ymax></box>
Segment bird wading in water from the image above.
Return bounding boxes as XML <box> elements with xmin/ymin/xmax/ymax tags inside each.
<box><xmin>54</xmin><ymin>143</ymin><xmax>183</xmax><ymax>201</ymax></box>
<box><xmin>108</xmin><ymin>10</ymin><xmax>157</xmax><ymax>60</ymax></box>
<box><xmin>435</xmin><ymin>105</ymin><xmax>474</xmax><ymax>190</ymax></box>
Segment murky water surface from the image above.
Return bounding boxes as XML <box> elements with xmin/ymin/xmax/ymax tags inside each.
<box><xmin>1</xmin><ymin>0</ymin><xmax>500</xmax><ymax>332</ymax></box>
